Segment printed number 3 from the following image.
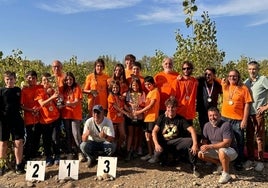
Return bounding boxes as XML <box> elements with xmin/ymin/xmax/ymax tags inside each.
<box><xmin>103</xmin><ymin>160</ymin><xmax>110</xmax><ymax>173</ymax></box>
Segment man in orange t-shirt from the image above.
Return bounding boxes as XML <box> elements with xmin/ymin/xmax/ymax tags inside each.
<box><xmin>173</xmin><ymin>61</ymin><xmax>198</xmax><ymax>124</ymax></box>
<box><xmin>52</xmin><ymin>60</ymin><xmax>65</xmax><ymax>87</ymax></box>
<box><xmin>154</xmin><ymin>57</ymin><xmax>178</xmax><ymax>114</ymax></box>
<box><xmin>21</xmin><ymin>71</ymin><xmax>43</xmax><ymax>161</ymax></box>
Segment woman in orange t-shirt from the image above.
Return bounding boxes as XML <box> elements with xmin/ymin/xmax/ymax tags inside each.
<box><xmin>60</xmin><ymin>72</ymin><xmax>83</xmax><ymax>159</ymax></box>
<box><xmin>83</xmin><ymin>58</ymin><xmax>109</xmax><ymax>116</ymax></box>
<box><xmin>107</xmin><ymin>80</ymin><xmax>130</xmax><ymax>153</ymax></box>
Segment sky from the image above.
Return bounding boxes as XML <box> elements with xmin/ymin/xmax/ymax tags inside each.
<box><xmin>1</xmin><ymin>0</ymin><xmax>268</xmax><ymax>64</ymax></box>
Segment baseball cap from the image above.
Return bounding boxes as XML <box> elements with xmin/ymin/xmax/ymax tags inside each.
<box><xmin>93</xmin><ymin>105</ymin><xmax>103</xmax><ymax>112</ymax></box>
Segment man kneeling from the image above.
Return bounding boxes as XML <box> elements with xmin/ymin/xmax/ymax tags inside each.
<box><xmin>198</xmin><ymin>107</ymin><xmax>238</xmax><ymax>184</ymax></box>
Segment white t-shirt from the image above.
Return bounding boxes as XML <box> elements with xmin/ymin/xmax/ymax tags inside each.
<box><xmin>83</xmin><ymin>117</ymin><xmax>115</xmax><ymax>143</ymax></box>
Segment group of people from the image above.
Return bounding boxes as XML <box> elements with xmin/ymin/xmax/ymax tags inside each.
<box><xmin>0</xmin><ymin>54</ymin><xmax>267</xmax><ymax>184</ymax></box>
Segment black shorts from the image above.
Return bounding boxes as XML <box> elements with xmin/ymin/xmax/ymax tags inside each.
<box><xmin>143</xmin><ymin>122</ymin><xmax>155</xmax><ymax>133</ymax></box>
<box><xmin>125</xmin><ymin>116</ymin><xmax>144</xmax><ymax>127</ymax></box>
<box><xmin>0</xmin><ymin>115</ymin><xmax>25</xmax><ymax>141</ymax></box>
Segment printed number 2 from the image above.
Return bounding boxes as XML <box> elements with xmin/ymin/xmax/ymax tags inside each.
<box><xmin>103</xmin><ymin>160</ymin><xmax>110</xmax><ymax>173</ymax></box>
<box><xmin>32</xmin><ymin>164</ymin><xmax>39</xmax><ymax>178</ymax></box>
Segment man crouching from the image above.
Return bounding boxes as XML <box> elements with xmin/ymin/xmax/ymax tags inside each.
<box><xmin>198</xmin><ymin>107</ymin><xmax>238</xmax><ymax>184</ymax></box>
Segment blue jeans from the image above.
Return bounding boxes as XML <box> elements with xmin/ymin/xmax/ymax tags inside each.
<box><xmin>80</xmin><ymin>140</ymin><xmax>115</xmax><ymax>160</ymax></box>
<box><xmin>222</xmin><ymin>117</ymin><xmax>244</xmax><ymax>162</ymax></box>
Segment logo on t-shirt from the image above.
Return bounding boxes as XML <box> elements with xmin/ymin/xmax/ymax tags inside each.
<box><xmin>162</xmin><ymin>123</ymin><xmax>178</xmax><ymax>140</ymax></box>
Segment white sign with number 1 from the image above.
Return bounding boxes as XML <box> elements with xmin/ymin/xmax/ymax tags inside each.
<box><xmin>58</xmin><ymin>160</ymin><xmax>79</xmax><ymax>180</ymax></box>
<box><xmin>26</xmin><ymin>161</ymin><xmax>46</xmax><ymax>181</ymax></box>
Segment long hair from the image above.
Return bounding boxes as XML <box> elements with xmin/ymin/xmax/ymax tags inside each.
<box><xmin>94</xmin><ymin>58</ymin><xmax>105</xmax><ymax>80</ymax></box>
<box><xmin>225</xmin><ymin>69</ymin><xmax>243</xmax><ymax>86</ymax></box>
<box><xmin>112</xmin><ymin>63</ymin><xmax>127</xmax><ymax>83</ymax></box>
<box><xmin>63</xmin><ymin>72</ymin><xmax>77</xmax><ymax>93</ymax></box>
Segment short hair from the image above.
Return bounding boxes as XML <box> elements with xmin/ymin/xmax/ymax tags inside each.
<box><xmin>42</xmin><ymin>72</ymin><xmax>51</xmax><ymax>78</ymax></box>
<box><xmin>165</xmin><ymin>96</ymin><xmax>178</xmax><ymax>107</ymax></box>
<box><xmin>205</xmin><ymin>67</ymin><xmax>216</xmax><ymax>75</ymax></box>
<box><xmin>133</xmin><ymin>61</ymin><xmax>142</xmax><ymax>70</ymax></box>
<box><xmin>182</xmin><ymin>61</ymin><xmax>194</xmax><ymax>69</ymax></box>
<box><xmin>248</xmin><ymin>61</ymin><xmax>259</xmax><ymax>68</ymax></box>
<box><xmin>4</xmin><ymin>71</ymin><xmax>16</xmax><ymax>79</ymax></box>
<box><xmin>125</xmin><ymin>54</ymin><xmax>136</xmax><ymax>61</ymax></box>
<box><xmin>25</xmin><ymin>70</ymin><xmax>37</xmax><ymax>78</ymax></box>
<box><xmin>144</xmin><ymin>76</ymin><xmax>155</xmax><ymax>84</ymax></box>
<box><xmin>207</xmin><ymin>107</ymin><xmax>220</xmax><ymax>113</ymax></box>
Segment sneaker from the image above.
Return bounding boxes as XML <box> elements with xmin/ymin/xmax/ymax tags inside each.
<box><xmin>86</xmin><ymin>157</ymin><xmax>96</xmax><ymax>168</ymax></box>
<box><xmin>0</xmin><ymin>166</ymin><xmax>6</xmax><ymax>176</ymax></box>
<box><xmin>15</xmin><ymin>163</ymin><xmax>26</xmax><ymax>175</ymax></box>
<box><xmin>148</xmin><ymin>155</ymin><xmax>159</xmax><ymax>164</ymax></box>
<box><xmin>254</xmin><ymin>162</ymin><xmax>264</xmax><ymax>172</ymax></box>
<box><xmin>243</xmin><ymin>160</ymin><xmax>254</xmax><ymax>169</ymax></box>
<box><xmin>140</xmin><ymin>154</ymin><xmax>152</xmax><ymax>161</ymax></box>
<box><xmin>218</xmin><ymin>172</ymin><xmax>231</xmax><ymax>184</ymax></box>
<box><xmin>53</xmin><ymin>158</ymin><xmax>59</xmax><ymax>166</ymax></box>
<box><xmin>213</xmin><ymin>165</ymin><xmax>223</xmax><ymax>175</ymax></box>
<box><xmin>46</xmin><ymin>157</ymin><xmax>54</xmax><ymax>167</ymax></box>
<box><xmin>78</xmin><ymin>153</ymin><xmax>87</xmax><ymax>163</ymax></box>
<box><xmin>193</xmin><ymin>166</ymin><xmax>200</xmax><ymax>178</ymax></box>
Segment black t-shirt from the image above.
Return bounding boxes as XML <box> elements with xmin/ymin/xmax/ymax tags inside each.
<box><xmin>156</xmin><ymin>114</ymin><xmax>191</xmax><ymax>142</ymax></box>
<box><xmin>0</xmin><ymin>87</ymin><xmax>22</xmax><ymax>116</ymax></box>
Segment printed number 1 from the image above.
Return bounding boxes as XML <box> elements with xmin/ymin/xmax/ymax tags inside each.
<box><xmin>32</xmin><ymin>164</ymin><xmax>39</xmax><ymax>178</ymax></box>
<box><xmin>67</xmin><ymin>163</ymin><xmax>71</xmax><ymax>176</ymax></box>
<box><xmin>103</xmin><ymin>160</ymin><xmax>110</xmax><ymax>173</ymax></box>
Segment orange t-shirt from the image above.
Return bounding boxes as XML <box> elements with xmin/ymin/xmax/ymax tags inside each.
<box><xmin>173</xmin><ymin>76</ymin><xmax>198</xmax><ymax>120</ymax></box>
<box><xmin>84</xmin><ymin>73</ymin><xmax>109</xmax><ymax>111</ymax></box>
<box><xmin>125</xmin><ymin>69</ymin><xmax>133</xmax><ymax>79</ymax></box>
<box><xmin>21</xmin><ymin>85</ymin><xmax>43</xmax><ymax>125</ymax></box>
<box><xmin>154</xmin><ymin>71</ymin><xmax>178</xmax><ymax>111</ymax></box>
<box><xmin>60</xmin><ymin>85</ymin><xmax>83</xmax><ymax>120</ymax></box>
<box><xmin>35</xmin><ymin>88</ymin><xmax>60</xmax><ymax>124</ymax></box>
<box><xmin>55</xmin><ymin>73</ymin><xmax>65</xmax><ymax>88</ymax></box>
<box><xmin>107</xmin><ymin>93</ymin><xmax>125</xmax><ymax>123</ymax></box>
<box><xmin>144</xmin><ymin>87</ymin><xmax>160</xmax><ymax>122</ymax></box>
<box><xmin>107</xmin><ymin>77</ymin><xmax>129</xmax><ymax>95</ymax></box>
<box><xmin>221</xmin><ymin>84</ymin><xmax>252</xmax><ymax>120</ymax></box>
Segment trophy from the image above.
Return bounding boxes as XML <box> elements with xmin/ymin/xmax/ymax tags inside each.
<box><xmin>48</xmin><ymin>76</ymin><xmax>64</xmax><ymax>107</ymax></box>
<box><xmin>130</xmin><ymin>92</ymin><xmax>140</xmax><ymax>122</ymax></box>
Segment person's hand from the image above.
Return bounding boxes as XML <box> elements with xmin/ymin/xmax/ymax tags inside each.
<box><xmin>200</xmin><ymin>144</ymin><xmax>211</xmax><ymax>153</ymax></box>
<box><xmin>99</xmin><ymin>130</ymin><xmax>107</xmax><ymax>139</ymax></box>
<box><xmin>240</xmin><ymin>119</ymin><xmax>247</xmax><ymax>129</ymax></box>
<box><xmin>154</xmin><ymin>144</ymin><xmax>163</xmax><ymax>153</ymax></box>
<box><xmin>257</xmin><ymin>106</ymin><xmax>267</xmax><ymax>114</ymax></box>
<box><xmin>82</xmin><ymin>129</ymin><xmax>90</xmax><ymax>142</ymax></box>
<box><xmin>190</xmin><ymin>144</ymin><xmax>199</xmax><ymax>155</ymax></box>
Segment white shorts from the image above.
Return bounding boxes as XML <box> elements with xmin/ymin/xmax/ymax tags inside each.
<box><xmin>202</xmin><ymin>147</ymin><xmax>238</xmax><ymax>161</ymax></box>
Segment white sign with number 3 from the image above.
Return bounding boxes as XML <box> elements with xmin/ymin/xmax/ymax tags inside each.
<box><xmin>97</xmin><ymin>156</ymin><xmax>117</xmax><ymax>178</ymax></box>
<box><xmin>58</xmin><ymin>160</ymin><xmax>79</xmax><ymax>180</ymax></box>
<box><xmin>26</xmin><ymin>161</ymin><xmax>46</xmax><ymax>181</ymax></box>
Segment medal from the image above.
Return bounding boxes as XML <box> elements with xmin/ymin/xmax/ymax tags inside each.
<box><xmin>228</xmin><ymin>100</ymin><xmax>233</xmax><ymax>105</ymax></box>
<box><xmin>207</xmin><ymin>97</ymin><xmax>212</xmax><ymax>102</ymax></box>
<box><xmin>49</xmin><ymin>106</ymin><xmax>54</xmax><ymax>111</ymax></box>
<box><xmin>185</xmin><ymin>96</ymin><xmax>190</xmax><ymax>100</ymax></box>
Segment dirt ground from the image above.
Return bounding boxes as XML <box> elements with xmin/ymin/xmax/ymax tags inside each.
<box><xmin>0</xmin><ymin>155</ymin><xmax>267</xmax><ymax>188</ymax></box>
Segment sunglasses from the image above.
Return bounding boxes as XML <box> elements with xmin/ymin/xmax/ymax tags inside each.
<box><xmin>182</xmin><ymin>67</ymin><xmax>192</xmax><ymax>71</ymax></box>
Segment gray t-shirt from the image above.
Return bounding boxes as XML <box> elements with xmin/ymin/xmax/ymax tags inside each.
<box><xmin>203</xmin><ymin>120</ymin><xmax>236</xmax><ymax>149</ymax></box>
